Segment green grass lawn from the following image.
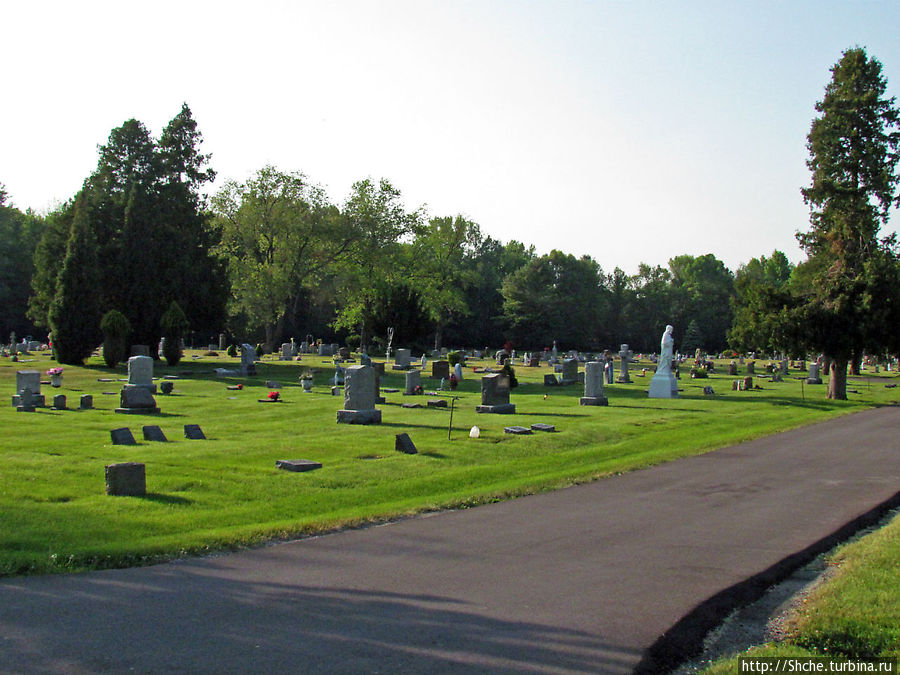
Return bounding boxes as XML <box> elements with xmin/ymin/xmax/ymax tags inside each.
<box><xmin>698</xmin><ymin>508</ymin><xmax>900</xmax><ymax>671</ymax></box>
<box><xmin>2</xmin><ymin>350</ymin><xmax>897</xmax><ymax>577</ymax></box>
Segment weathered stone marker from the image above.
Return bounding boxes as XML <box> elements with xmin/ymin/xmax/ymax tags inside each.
<box><xmin>142</xmin><ymin>425</ymin><xmax>168</xmax><ymax>442</ymax></box>
<box><xmin>105</xmin><ymin>462</ymin><xmax>146</xmax><ymax>496</ymax></box>
<box><xmin>395</xmin><ymin>433</ymin><xmax>418</xmax><ymax>454</ymax></box>
<box><xmin>184</xmin><ymin>424</ymin><xmax>206</xmax><ymax>440</ymax></box>
<box><xmin>276</xmin><ymin>459</ymin><xmax>322</xmax><ymax>472</ymax></box>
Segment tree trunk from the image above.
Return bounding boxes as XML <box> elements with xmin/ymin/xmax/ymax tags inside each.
<box><xmin>848</xmin><ymin>351</ymin><xmax>862</xmax><ymax>376</ymax></box>
<box><xmin>827</xmin><ymin>357</ymin><xmax>848</xmax><ymax>400</ymax></box>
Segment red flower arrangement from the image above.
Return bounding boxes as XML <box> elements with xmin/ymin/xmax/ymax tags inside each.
<box><xmin>268</xmin><ymin>391</ymin><xmax>280</xmax><ymax>401</ymax></box>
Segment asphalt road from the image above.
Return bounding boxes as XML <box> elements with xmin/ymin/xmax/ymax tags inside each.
<box><xmin>2</xmin><ymin>406</ymin><xmax>899</xmax><ymax>674</ymax></box>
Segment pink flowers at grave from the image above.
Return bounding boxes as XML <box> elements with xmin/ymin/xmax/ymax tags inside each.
<box><xmin>47</xmin><ymin>367</ymin><xmax>64</xmax><ymax>376</ymax></box>
<box><xmin>268</xmin><ymin>391</ymin><xmax>280</xmax><ymax>401</ymax></box>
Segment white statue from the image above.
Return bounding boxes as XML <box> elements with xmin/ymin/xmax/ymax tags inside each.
<box><xmin>648</xmin><ymin>324</ymin><xmax>678</xmax><ymax>398</ymax></box>
<box><xmin>656</xmin><ymin>325</ymin><xmax>674</xmax><ymax>376</ymax></box>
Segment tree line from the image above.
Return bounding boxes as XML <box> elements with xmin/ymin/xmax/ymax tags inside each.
<box><xmin>1</xmin><ymin>47</ymin><xmax>898</xmax><ymax>400</ymax></box>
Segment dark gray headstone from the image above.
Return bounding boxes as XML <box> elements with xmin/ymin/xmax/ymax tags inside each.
<box><xmin>427</xmin><ymin>399</ymin><xmax>448</xmax><ymax>408</ymax></box>
<box><xmin>543</xmin><ymin>374</ymin><xmax>559</xmax><ymax>386</ymax></box>
<box><xmin>105</xmin><ymin>462</ymin><xmax>146</xmax><ymax>496</ymax></box>
<box><xmin>276</xmin><ymin>459</ymin><xmax>322</xmax><ymax>472</ymax></box>
<box><xmin>531</xmin><ymin>423</ymin><xmax>556</xmax><ymax>432</ymax></box>
<box><xmin>504</xmin><ymin>426</ymin><xmax>532</xmax><ymax>435</ymax></box>
<box><xmin>142</xmin><ymin>425</ymin><xmax>168</xmax><ymax>442</ymax></box>
<box><xmin>395</xmin><ymin>433</ymin><xmax>418</xmax><ymax>454</ymax></box>
<box><xmin>159</xmin><ymin>381</ymin><xmax>174</xmax><ymax>395</ymax></box>
<box><xmin>431</xmin><ymin>360</ymin><xmax>450</xmax><ymax>380</ymax></box>
<box><xmin>79</xmin><ymin>394</ymin><xmax>93</xmax><ymax>409</ymax></box>
<box><xmin>110</xmin><ymin>428</ymin><xmax>137</xmax><ymax>445</ymax></box>
<box><xmin>184</xmin><ymin>424</ymin><xmax>206</xmax><ymax>440</ymax></box>
<box><xmin>401</xmin><ymin>402</ymin><xmax>422</xmax><ymax>409</ymax></box>
<box><xmin>52</xmin><ymin>394</ymin><xmax>67</xmax><ymax>410</ymax></box>
<box><xmin>116</xmin><ymin>386</ymin><xmax>160</xmax><ymax>414</ymax></box>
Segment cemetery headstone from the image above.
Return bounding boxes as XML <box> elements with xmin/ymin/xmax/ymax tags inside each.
<box><xmin>616</xmin><ymin>344</ymin><xmax>634</xmax><ymax>383</ymax></box>
<box><xmin>432</xmin><ymin>360</ymin><xmax>450</xmax><ymax>380</ymax></box>
<box><xmin>395</xmin><ymin>433</ymin><xmax>418</xmax><ymax>454</ymax></box>
<box><xmin>337</xmin><ymin>365</ymin><xmax>382</xmax><ymax>424</ymax></box>
<box><xmin>580</xmin><ymin>361</ymin><xmax>609</xmax><ymax>406</ymax></box>
<box><xmin>476</xmin><ymin>373</ymin><xmax>515</xmax><ymax>414</ymax></box>
<box><xmin>807</xmin><ymin>363</ymin><xmax>823</xmax><ymax>385</ymax></box>
<box><xmin>747</xmin><ymin>361</ymin><xmax>755</xmax><ymax>375</ymax></box>
<box><xmin>531</xmin><ymin>423</ymin><xmax>556</xmax><ymax>432</ymax></box>
<box><xmin>728</xmin><ymin>361</ymin><xmax>738</xmax><ymax>376</ymax></box>
<box><xmin>142</xmin><ymin>425</ymin><xmax>168</xmax><ymax>442</ymax></box>
<box><xmin>404</xmin><ymin>370</ymin><xmax>422</xmax><ymax>395</ymax></box>
<box><xmin>184</xmin><ymin>424</ymin><xmax>206</xmax><ymax>440</ymax></box>
<box><xmin>52</xmin><ymin>394</ymin><xmax>67</xmax><ymax>410</ymax></box>
<box><xmin>281</xmin><ymin>343</ymin><xmax>292</xmax><ymax>360</ymax></box>
<box><xmin>393</xmin><ymin>348</ymin><xmax>412</xmax><ymax>370</ymax></box>
<box><xmin>219</xmin><ymin>333</ymin><xmax>226</xmax><ymax>351</ymax></box>
<box><xmin>160</xmin><ymin>381</ymin><xmax>174</xmax><ymax>395</ymax></box>
<box><xmin>116</xmin><ymin>387</ymin><xmax>160</xmax><ymax>414</ymax></box>
<box><xmin>240</xmin><ymin>344</ymin><xmax>257</xmax><ymax>376</ymax></box>
<box><xmin>127</xmin><ymin>356</ymin><xmax>156</xmax><ymax>394</ymax></box>
<box><xmin>79</xmin><ymin>394</ymin><xmax>93</xmax><ymax>409</ymax></box>
<box><xmin>13</xmin><ymin>370</ymin><xmax>44</xmax><ymax>407</ymax></box>
<box><xmin>105</xmin><ymin>462</ymin><xmax>146</xmax><ymax>496</ymax></box>
<box><xmin>503</xmin><ymin>426</ymin><xmax>531</xmax><ymax>435</ymax></box>
<box><xmin>560</xmin><ymin>358</ymin><xmax>579</xmax><ymax>385</ymax></box>
<box><xmin>744</xmin><ymin>376</ymin><xmax>753</xmax><ymax>390</ymax></box>
<box><xmin>544</xmin><ymin>373</ymin><xmax>559</xmax><ymax>386</ymax></box>
<box><xmin>110</xmin><ymin>427</ymin><xmax>137</xmax><ymax>445</ymax></box>
<box><xmin>276</xmin><ymin>459</ymin><xmax>322</xmax><ymax>472</ymax></box>
<box><xmin>453</xmin><ymin>362</ymin><xmax>464</xmax><ymax>381</ymax></box>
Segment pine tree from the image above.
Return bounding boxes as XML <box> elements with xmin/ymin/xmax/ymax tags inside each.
<box><xmin>100</xmin><ymin>309</ymin><xmax>131</xmax><ymax>368</ymax></box>
<box><xmin>160</xmin><ymin>300</ymin><xmax>189</xmax><ymax>366</ymax></box>
<box><xmin>48</xmin><ymin>195</ymin><xmax>102</xmax><ymax>365</ymax></box>
<box><xmin>797</xmin><ymin>48</ymin><xmax>900</xmax><ymax>399</ymax></box>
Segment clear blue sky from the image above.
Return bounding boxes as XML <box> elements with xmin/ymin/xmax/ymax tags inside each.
<box><xmin>3</xmin><ymin>0</ymin><xmax>899</xmax><ymax>275</ymax></box>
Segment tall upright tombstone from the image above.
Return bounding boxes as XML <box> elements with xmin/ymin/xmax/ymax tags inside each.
<box><xmin>127</xmin><ymin>356</ymin><xmax>156</xmax><ymax>393</ymax></box>
<box><xmin>616</xmin><ymin>345</ymin><xmax>634</xmax><ymax>383</ymax></box>
<box><xmin>560</xmin><ymin>358</ymin><xmax>579</xmax><ymax>385</ymax></box>
<box><xmin>807</xmin><ymin>363</ymin><xmax>823</xmax><ymax>385</ymax></box>
<box><xmin>580</xmin><ymin>361</ymin><xmax>609</xmax><ymax>406</ymax></box>
<box><xmin>393</xmin><ymin>348</ymin><xmax>412</xmax><ymax>370</ymax></box>
<box><xmin>476</xmin><ymin>373</ymin><xmax>515</xmax><ymax>414</ymax></box>
<box><xmin>404</xmin><ymin>370</ymin><xmax>421</xmax><ymax>395</ymax></box>
<box><xmin>240</xmin><ymin>344</ymin><xmax>257</xmax><ymax>376</ymax></box>
<box><xmin>337</xmin><ymin>365</ymin><xmax>382</xmax><ymax>424</ymax></box>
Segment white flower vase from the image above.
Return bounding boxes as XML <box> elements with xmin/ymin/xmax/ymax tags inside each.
<box><xmin>50</xmin><ymin>374</ymin><xmax>62</xmax><ymax>388</ymax></box>
<box><xmin>301</xmin><ymin>379</ymin><xmax>313</xmax><ymax>392</ymax></box>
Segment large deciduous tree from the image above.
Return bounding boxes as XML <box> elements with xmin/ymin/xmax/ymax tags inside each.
<box><xmin>211</xmin><ymin>166</ymin><xmax>351</xmax><ymax>349</ymax></box>
<box><xmin>334</xmin><ymin>178</ymin><xmax>421</xmax><ymax>349</ymax></box>
<box><xmin>797</xmin><ymin>47</ymin><xmax>900</xmax><ymax>399</ymax></box>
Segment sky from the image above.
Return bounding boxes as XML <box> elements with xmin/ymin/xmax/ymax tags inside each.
<box><xmin>3</xmin><ymin>0</ymin><xmax>899</xmax><ymax>276</ymax></box>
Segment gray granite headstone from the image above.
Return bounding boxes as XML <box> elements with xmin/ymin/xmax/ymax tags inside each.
<box><xmin>105</xmin><ymin>462</ymin><xmax>146</xmax><ymax>496</ymax></box>
<box><xmin>531</xmin><ymin>423</ymin><xmax>556</xmax><ymax>432</ymax></box>
<box><xmin>580</xmin><ymin>361</ymin><xmax>609</xmax><ymax>406</ymax></box>
<box><xmin>52</xmin><ymin>394</ymin><xmax>67</xmax><ymax>410</ymax></box>
<box><xmin>504</xmin><ymin>426</ymin><xmax>532</xmax><ymax>435</ymax></box>
<box><xmin>394</xmin><ymin>348</ymin><xmax>411</xmax><ymax>369</ymax></box>
<box><xmin>404</xmin><ymin>370</ymin><xmax>421</xmax><ymax>395</ymax></box>
<box><xmin>116</xmin><ymin>386</ymin><xmax>160</xmax><ymax>414</ymax></box>
<box><xmin>80</xmin><ymin>394</ymin><xmax>94</xmax><ymax>409</ymax></box>
<box><xmin>431</xmin><ymin>360</ymin><xmax>450</xmax><ymax>380</ymax></box>
<box><xmin>240</xmin><ymin>344</ymin><xmax>257</xmax><ymax>376</ymax></box>
<box><xmin>276</xmin><ymin>459</ymin><xmax>322</xmax><ymax>472</ymax></box>
<box><xmin>476</xmin><ymin>373</ymin><xmax>515</xmax><ymax>414</ymax></box>
<box><xmin>110</xmin><ymin>428</ymin><xmax>137</xmax><ymax>445</ymax></box>
<box><xmin>560</xmin><ymin>358</ymin><xmax>578</xmax><ymax>385</ymax></box>
<box><xmin>337</xmin><ymin>365</ymin><xmax>381</xmax><ymax>424</ymax></box>
<box><xmin>127</xmin><ymin>356</ymin><xmax>156</xmax><ymax>393</ymax></box>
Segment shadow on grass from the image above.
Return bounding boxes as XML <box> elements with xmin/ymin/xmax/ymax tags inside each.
<box><xmin>419</xmin><ymin>451</ymin><xmax>450</xmax><ymax>459</ymax></box>
<box><xmin>140</xmin><ymin>493</ymin><xmax>192</xmax><ymax>506</ymax></box>
<box><xmin>380</xmin><ymin>422</ymin><xmax>448</xmax><ymax>431</ymax></box>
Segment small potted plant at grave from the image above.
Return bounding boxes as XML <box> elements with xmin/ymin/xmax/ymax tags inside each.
<box><xmin>300</xmin><ymin>370</ymin><xmax>314</xmax><ymax>392</ymax></box>
<box><xmin>47</xmin><ymin>367</ymin><xmax>64</xmax><ymax>388</ymax></box>
<box><xmin>267</xmin><ymin>390</ymin><xmax>280</xmax><ymax>402</ymax></box>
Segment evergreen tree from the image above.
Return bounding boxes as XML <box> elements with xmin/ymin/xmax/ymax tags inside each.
<box><xmin>48</xmin><ymin>195</ymin><xmax>102</xmax><ymax>365</ymax></box>
<box><xmin>797</xmin><ymin>48</ymin><xmax>900</xmax><ymax>399</ymax></box>
<box><xmin>160</xmin><ymin>300</ymin><xmax>189</xmax><ymax>366</ymax></box>
<box><xmin>681</xmin><ymin>319</ymin><xmax>704</xmax><ymax>354</ymax></box>
<box><xmin>100</xmin><ymin>309</ymin><xmax>131</xmax><ymax>368</ymax></box>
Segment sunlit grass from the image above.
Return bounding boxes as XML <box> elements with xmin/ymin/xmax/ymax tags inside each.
<box><xmin>1</xmin><ymin>350</ymin><xmax>896</xmax><ymax>577</ymax></box>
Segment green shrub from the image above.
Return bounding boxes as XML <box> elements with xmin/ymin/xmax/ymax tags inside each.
<box><xmin>690</xmin><ymin>366</ymin><xmax>709</xmax><ymax>379</ymax></box>
<box><xmin>226</xmin><ymin>344</ymin><xmax>237</xmax><ymax>358</ymax></box>
<box><xmin>100</xmin><ymin>309</ymin><xmax>131</xmax><ymax>368</ymax></box>
<box><xmin>160</xmin><ymin>301</ymin><xmax>189</xmax><ymax>366</ymax></box>
<box><xmin>447</xmin><ymin>351</ymin><xmax>461</xmax><ymax>366</ymax></box>
<box><xmin>345</xmin><ymin>334</ymin><xmax>361</xmax><ymax>351</ymax></box>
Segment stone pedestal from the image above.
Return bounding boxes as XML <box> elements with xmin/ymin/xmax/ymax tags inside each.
<box><xmin>115</xmin><ymin>386</ymin><xmax>160</xmax><ymax>414</ymax></box>
<box><xmin>648</xmin><ymin>371</ymin><xmax>678</xmax><ymax>398</ymax></box>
